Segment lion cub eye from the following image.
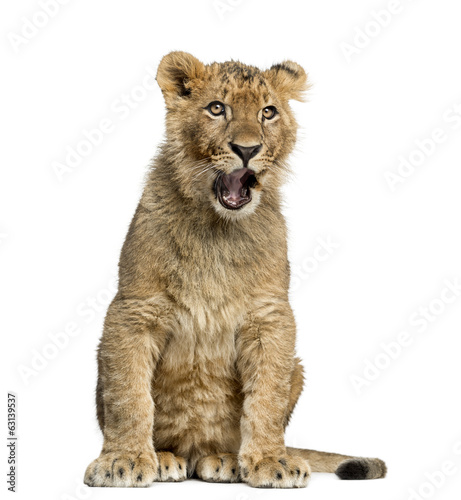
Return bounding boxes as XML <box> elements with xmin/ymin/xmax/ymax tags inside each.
<box><xmin>206</xmin><ymin>101</ymin><xmax>225</xmax><ymax>116</ymax></box>
<box><xmin>262</xmin><ymin>106</ymin><xmax>277</xmax><ymax>120</ymax></box>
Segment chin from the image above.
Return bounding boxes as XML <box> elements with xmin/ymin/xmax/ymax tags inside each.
<box><xmin>211</xmin><ymin>190</ymin><xmax>262</xmax><ymax>221</ymax></box>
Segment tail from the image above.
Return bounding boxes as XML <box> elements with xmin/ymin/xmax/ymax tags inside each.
<box><xmin>287</xmin><ymin>447</ymin><xmax>387</xmax><ymax>480</ymax></box>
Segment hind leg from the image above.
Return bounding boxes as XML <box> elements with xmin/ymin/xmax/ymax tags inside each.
<box><xmin>196</xmin><ymin>454</ymin><xmax>240</xmax><ymax>483</ymax></box>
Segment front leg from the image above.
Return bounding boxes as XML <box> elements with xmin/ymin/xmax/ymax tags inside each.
<box><xmin>84</xmin><ymin>296</ymin><xmax>171</xmax><ymax>487</ymax></box>
<box><xmin>236</xmin><ymin>298</ymin><xmax>311</xmax><ymax>488</ymax></box>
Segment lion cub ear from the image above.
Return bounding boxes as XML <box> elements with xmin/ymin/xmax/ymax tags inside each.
<box><xmin>156</xmin><ymin>51</ymin><xmax>205</xmax><ymax>101</ymax></box>
<box><xmin>265</xmin><ymin>61</ymin><xmax>310</xmax><ymax>102</ymax></box>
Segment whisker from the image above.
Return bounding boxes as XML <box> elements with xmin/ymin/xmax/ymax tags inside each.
<box><xmin>191</xmin><ymin>163</ymin><xmax>216</xmax><ymax>181</ymax></box>
<box><xmin>187</xmin><ymin>163</ymin><xmax>213</xmax><ymax>176</ymax></box>
<box><xmin>188</xmin><ymin>159</ymin><xmax>212</xmax><ymax>171</ymax></box>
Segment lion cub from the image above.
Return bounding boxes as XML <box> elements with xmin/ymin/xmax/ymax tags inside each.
<box><xmin>84</xmin><ymin>52</ymin><xmax>386</xmax><ymax>488</ymax></box>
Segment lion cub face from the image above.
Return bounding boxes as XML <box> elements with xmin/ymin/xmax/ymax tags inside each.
<box><xmin>156</xmin><ymin>52</ymin><xmax>308</xmax><ymax>219</ymax></box>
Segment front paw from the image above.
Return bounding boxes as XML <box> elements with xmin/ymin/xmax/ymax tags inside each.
<box><xmin>240</xmin><ymin>455</ymin><xmax>311</xmax><ymax>488</ymax></box>
<box><xmin>84</xmin><ymin>451</ymin><xmax>158</xmax><ymax>487</ymax></box>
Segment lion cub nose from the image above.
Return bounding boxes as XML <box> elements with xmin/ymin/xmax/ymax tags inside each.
<box><xmin>229</xmin><ymin>143</ymin><xmax>262</xmax><ymax>167</ymax></box>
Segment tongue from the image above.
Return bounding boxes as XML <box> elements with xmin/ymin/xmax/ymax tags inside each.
<box><xmin>222</xmin><ymin>168</ymin><xmax>253</xmax><ymax>203</ymax></box>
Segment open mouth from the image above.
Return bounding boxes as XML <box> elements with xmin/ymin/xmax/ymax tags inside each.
<box><xmin>214</xmin><ymin>168</ymin><xmax>257</xmax><ymax>210</ymax></box>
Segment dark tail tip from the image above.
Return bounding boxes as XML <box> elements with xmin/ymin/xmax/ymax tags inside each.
<box><xmin>336</xmin><ymin>458</ymin><xmax>370</xmax><ymax>480</ymax></box>
<box><xmin>335</xmin><ymin>458</ymin><xmax>387</xmax><ymax>480</ymax></box>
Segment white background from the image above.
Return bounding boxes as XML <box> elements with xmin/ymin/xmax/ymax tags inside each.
<box><xmin>2</xmin><ymin>1</ymin><xmax>461</xmax><ymax>499</ymax></box>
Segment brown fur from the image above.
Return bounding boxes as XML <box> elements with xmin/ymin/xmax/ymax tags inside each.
<box><xmin>84</xmin><ymin>52</ymin><xmax>386</xmax><ymax>488</ymax></box>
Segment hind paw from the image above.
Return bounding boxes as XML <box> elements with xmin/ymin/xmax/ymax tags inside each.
<box><xmin>156</xmin><ymin>451</ymin><xmax>187</xmax><ymax>482</ymax></box>
<box><xmin>240</xmin><ymin>455</ymin><xmax>311</xmax><ymax>488</ymax></box>
<box><xmin>196</xmin><ymin>453</ymin><xmax>240</xmax><ymax>483</ymax></box>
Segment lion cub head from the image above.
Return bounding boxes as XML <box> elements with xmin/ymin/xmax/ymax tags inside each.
<box><xmin>156</xmin><ymin>52</ymin><xmax>308</xmax><ymax>219</ymax></box>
